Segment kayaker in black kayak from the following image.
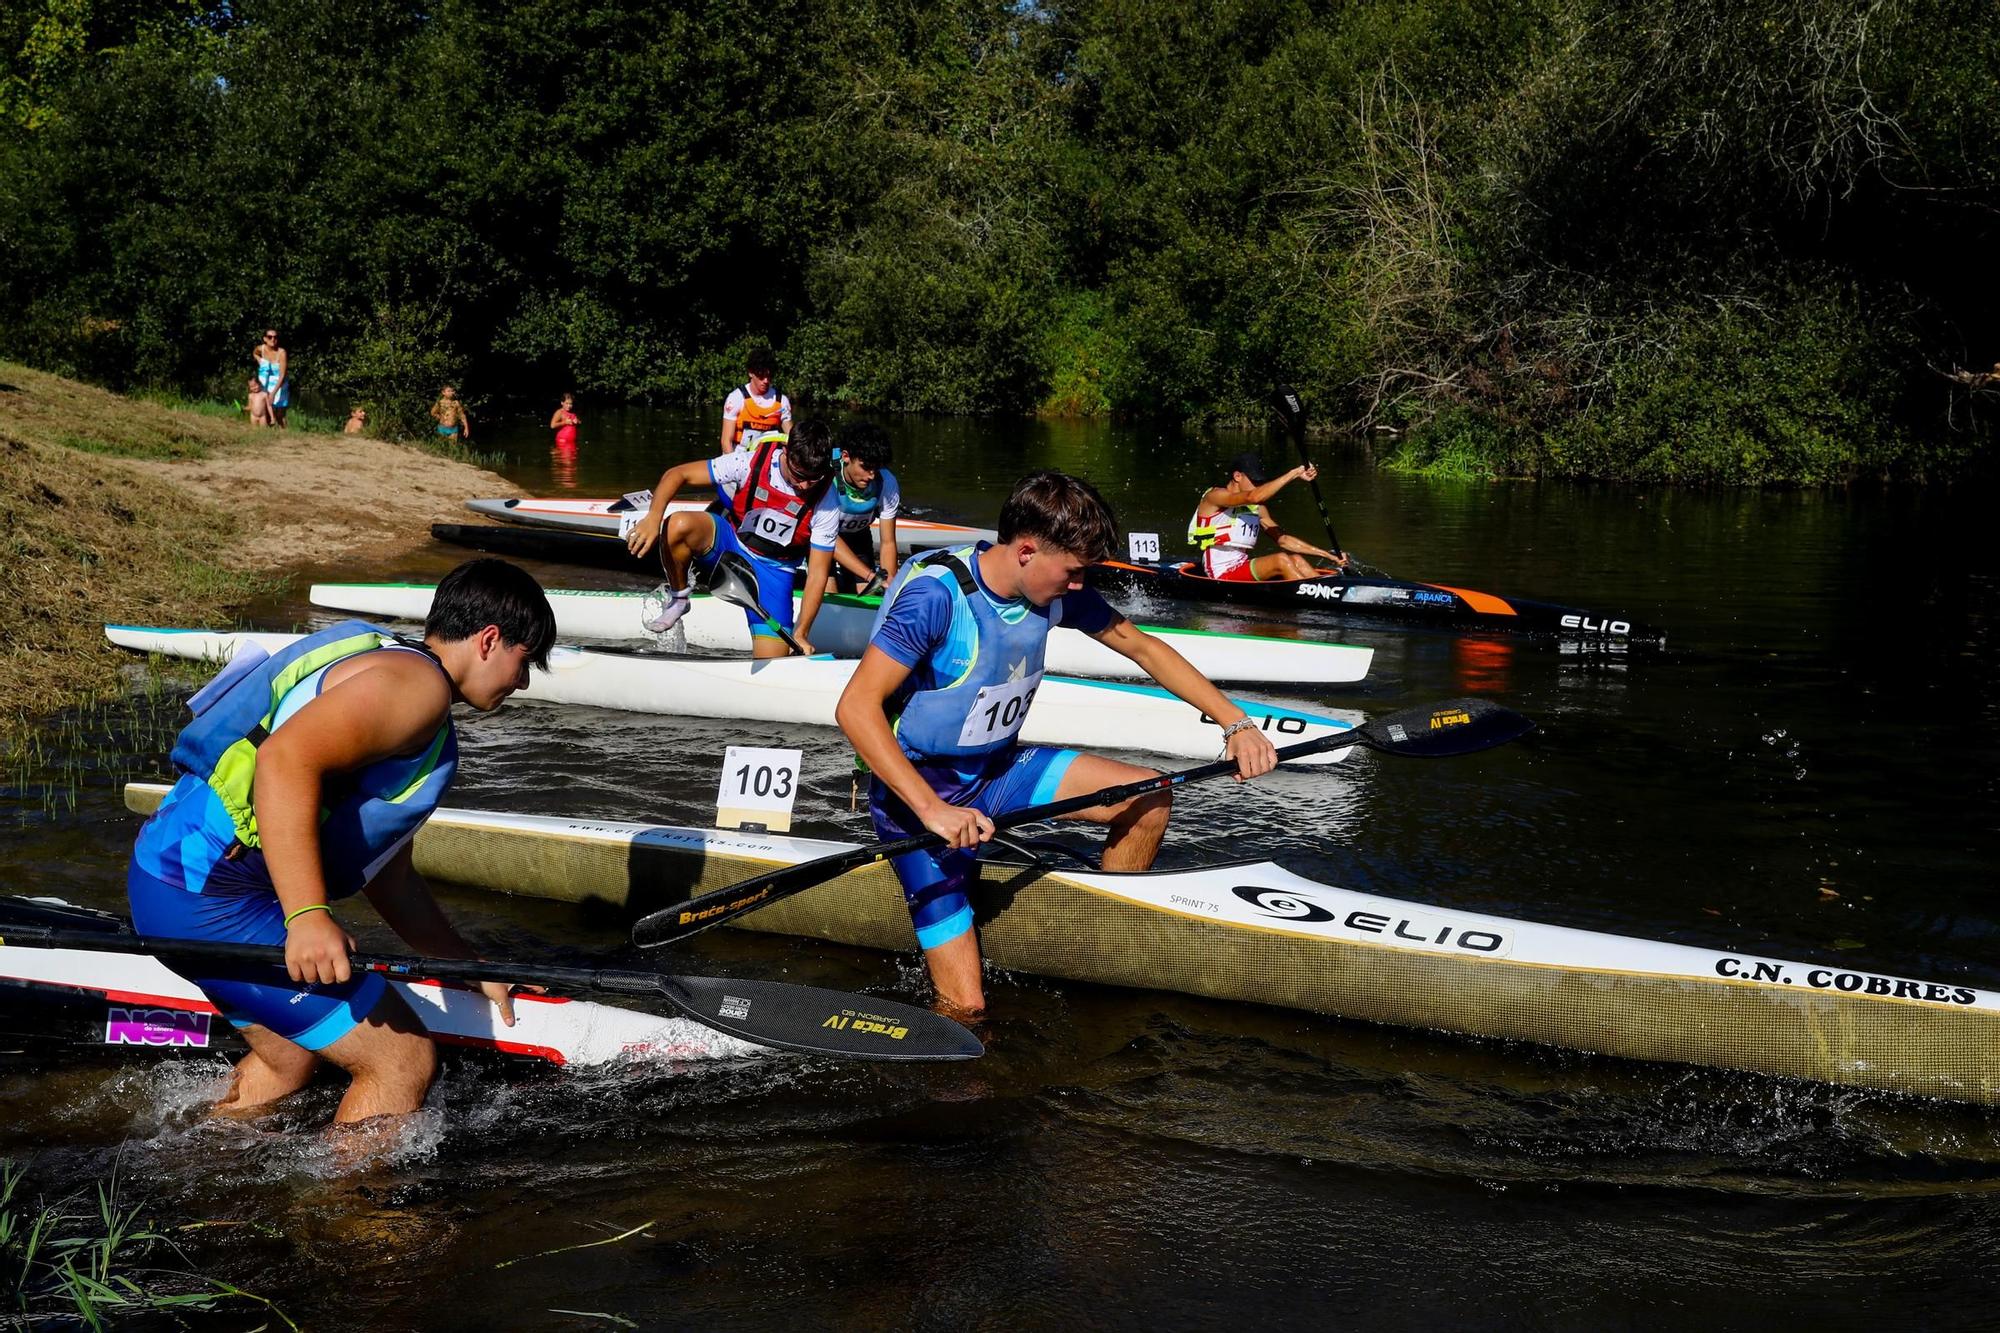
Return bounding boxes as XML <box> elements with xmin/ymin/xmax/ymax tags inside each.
<box><xmin>1188</xmin><ymin>451</ymin><xmax>1345</xmax><ymax>582</ymax></box>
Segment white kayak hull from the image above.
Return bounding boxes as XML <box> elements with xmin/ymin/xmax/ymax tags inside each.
<box><xmin>117</xmin><ymin>790</ymin><xmax>2000</xmax><ymax>1106</ymax></box>
<box><xmin>0</xmin><ymin>933</ymin><xmax>755</xmax><ymax>1068</ymax></box>
<box><xmin>306</xmin><ymin>582</ymin><xmax>1373</xmax><ymax>685</ymax></box>
<box><xmin>466</xmin><ymin>497</ymin><xmax>999</xmax><ymax>551</ymax></box>
<box><xmin>105</xmin><ymin>626</ymin><xmax>1360</xmax><ymax>764</ymax></box>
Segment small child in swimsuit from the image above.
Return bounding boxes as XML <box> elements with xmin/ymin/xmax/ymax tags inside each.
<box><xmin>246</xmin><ymin>376</ymin><xmax>274</xmax><ymax>427</ymax></box>
<box><xmin>430</xmin><ymin>385</ymin><xmax>470</xmax><ymax>439</ymax></box>
<box><xmin>343</xmin><ymin>407</ymin><xmax>368</xmax><ymax>435</ymax></box>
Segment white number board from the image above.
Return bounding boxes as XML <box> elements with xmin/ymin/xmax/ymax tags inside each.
<box><xmin>618</xmin><ymin>511</ymin><xmax>643</xmax><ymax>539</ymax></box>
<box><xmin>620</xmin><ymin>489</ymin><xmax>654</xmax><ymax>510</ymax></box>
<box><xmin>1127</xmin><ymin>532</ymin><xmax>1161</xmax><ymax>562</ymax></box>
<box><xmin>716</xmin><ymin>746</ymin><xmax>803</xmax><ymax>832</ymax></box>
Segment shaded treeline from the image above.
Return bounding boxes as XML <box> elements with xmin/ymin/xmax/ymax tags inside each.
<box><xmin>1</xmin><ymin>0</ymin><xmax>1996</xmax><ymax>481</ymax></box>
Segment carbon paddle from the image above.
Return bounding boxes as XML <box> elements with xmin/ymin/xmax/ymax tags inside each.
<box><xmin>706</xmin><ymin>550</ymin><xmax>810</xmax><ymax>656</ymax></box>
<box><xmin>633</xmin><ymin>697</ymin><xmax>1533</xmax><ymax>949</ymax></box>
<box><xmin>1270</xmin><ymin>385</ymin><xmax>1360</xmax><ymax>572</ymax></box>
<box><xmin>0</xmin><ymin>929</ymin><xmax>981</xmax><ymax>1062</ymax></box>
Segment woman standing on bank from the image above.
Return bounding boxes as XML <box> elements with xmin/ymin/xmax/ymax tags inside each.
<box><xmin>254</xmin><ymin>329</ymin><xmax>290</xmax><ymax>430</ymax></box>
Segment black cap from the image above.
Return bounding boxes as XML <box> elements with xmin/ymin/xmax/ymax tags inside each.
<box><xmin>1226</xmin><ymin>451</ymin><xmax>1270</xmax><ymax>485</ymax></box>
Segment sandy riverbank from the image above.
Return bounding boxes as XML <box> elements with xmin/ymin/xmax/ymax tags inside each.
<box><xmin>0</xmin><ymin>362</ymin><xmax>521</xmax><ymax>740</ymax></box>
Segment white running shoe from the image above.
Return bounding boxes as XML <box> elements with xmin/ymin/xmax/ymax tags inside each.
<box><xmin>640</xmin><ymin>585</ymin><xmax>691</xmax><ymax>633</ymax></box>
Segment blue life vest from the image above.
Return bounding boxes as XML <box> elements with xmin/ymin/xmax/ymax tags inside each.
<box><xmin>134</xmin><ymin>621</ymin><xmax>458</xmax><ymax>897</ymax></box>
<box><xmin>870</xmin><ymin>544</ymin><xmax>1064</xmax><ymax>768</ymax></box>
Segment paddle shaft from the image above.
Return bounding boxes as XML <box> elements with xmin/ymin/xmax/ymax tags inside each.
<box><xmin>1272</xmin><ymin>385</ymin><xmax>1345</xmax><ymax>559</ymax></box>
<box><xmin>0</xmin><ymin>927</ymin><xmax>983</xmax><ymax>1061</ymax></box>
<box><xmin>639</xmin><ymin>733</ymin><xmax>1347</xmax><ymax>945</ymax></box>
<box><xmin>636</xmin><ymin>696</ymin><xmax>1533</xmax><ymax>948</ymax></box>
<box><xmin>4</xmin><ymin>928</ymin><xmax>679</xmax><ymax>997</ymax></box>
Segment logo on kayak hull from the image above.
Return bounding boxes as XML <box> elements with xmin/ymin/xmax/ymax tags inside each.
<box><xmin>104</xmin><ymin>1007</ymin><xmax>211</xmax><ymax>1048</ymax></box>
<box><xmin>1231</xmin><ymin>886</ymin><xmax>1512</xmax><ymax>956</ymax></box>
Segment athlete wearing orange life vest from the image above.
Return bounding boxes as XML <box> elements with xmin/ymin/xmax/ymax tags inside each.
<box><xmin>1189</xmin><ymin>451</ymin><xmax>1344</xmax><ymax>582</ymax></box>
<box><xmin>720</xmin><ymin>345</ymin><xmax>793</xmax><ymax>453</ymax></box>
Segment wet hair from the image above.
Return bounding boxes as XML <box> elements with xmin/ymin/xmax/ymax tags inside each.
<box><xmin>835</xmin><ymin>421</ymin><xmax>892</xmax><ymax>470</ymax></box>
<box><xmin>425</xmin><ymin>558</ymin><xmax>557</xmax><ymax>669</ymax></box>
<box><xmin>997</xmin><ymin>471</ymin><xmax>1118</xmax><ymax>563</ymax></box>
<box><xmin>785</xmin><ymin>418</ymin><xmax>834</xmax><ymax>481</ymax></box>
<box><xmin>745</xmin><ymin>344</ymin><xmax>776</xmax><ymax>377</ymax></box>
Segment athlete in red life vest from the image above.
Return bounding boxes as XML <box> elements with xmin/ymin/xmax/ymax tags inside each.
<box><xmin>627</xmin><ymin>420</ymin><xmax>877</xmax><ymax>656</ymax></box>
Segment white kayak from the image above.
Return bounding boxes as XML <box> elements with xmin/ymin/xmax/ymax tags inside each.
<box><xmin>105</xmin><ymin>626</ymin><xmax>1360</xmax><ymax>764</ymax></box>
<box><xmin>116</xmin><ymin>789</ymin><xmax>2000</xmax><ymax>1106</ymax></box>
<box><xmin>306</xmin><ymin>582</ymin><xmax>1373</xmax><ymax>686</ymax></box>
<box><xmin>0</xmin><ymin>925</ymin><xmax>754</xmax><ymax>1069</ymax></box>
<box><xmin>467</xmin><ymin>497</ymin><xmax>999</xmax><ymax>551</ymax></box>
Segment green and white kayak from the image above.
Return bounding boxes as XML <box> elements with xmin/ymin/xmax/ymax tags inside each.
<box><xmin>306</xmin><ymin>582</ymin><xmax>1373</xmax><ymax>686</ymax></box>
<box><xmin>105</xmin><ymin>625</ymin><xmax>1362</xmax><ymax>765</ymax></box>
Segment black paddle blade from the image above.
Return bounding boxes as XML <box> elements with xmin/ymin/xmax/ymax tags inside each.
<box><xmin>1271</xmin><ymin>384</ymin><xmax>1307</xmax><ymax>436</ymax></box>
<box><xmin>706</xmin><ymin>550</ymin><xmax>807</xmax><ymax>654</ymax></box>
<box><xmin>1358</xmin><ymin>697</ymin><xmax>1534</xmax><ymax>758</ymax></box>
<box><xmin>704</xmin><ymin>550</ymin><xmax>762</xmax><ymax>606</ymax></box>
<box><xmin>661</xmin><ymin>974</ymin><xmax>982</xmax><ymax>1062</ymax></box>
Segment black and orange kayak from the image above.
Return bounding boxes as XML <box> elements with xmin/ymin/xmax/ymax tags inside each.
<box><xmin>1090</xmin><ymin>559</ymin><xmax>1661</xmax><ymax>641</ymax></box>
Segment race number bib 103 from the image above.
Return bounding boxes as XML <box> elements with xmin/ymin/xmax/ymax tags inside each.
<box><xmin>742</xmin><ymin>508</ymin><xmax>800</xmax><ymax>547</ymax></box>
<box><xmin>957</xmin><ymin>673</ymin><xmax>1044</xmax><ymax>748</ymax></box>
<box><xmin>716</xmin><ymin>745</ymin><xmax>803</xmax><ymax>832</ymax></box>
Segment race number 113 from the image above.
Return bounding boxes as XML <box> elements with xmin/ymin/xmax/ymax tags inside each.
<box><xmin>716</xmin><ymin>746</ymin><xmax>803</xmax><ymax>832</ymax></box>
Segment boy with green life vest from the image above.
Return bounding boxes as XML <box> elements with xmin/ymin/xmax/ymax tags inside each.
<box><xmin>835</xmin><ymin>471</ymin><xmax>1280</xmax><ymax>1017</ymax></box>
<box><xmin>126</xmin><ymin>559</ymin><xmax>556</xmax><ymax>1124</ymax></box>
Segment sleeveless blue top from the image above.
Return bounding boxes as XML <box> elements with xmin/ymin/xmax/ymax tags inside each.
<box><xmin>870</xmin><ymin>545</ymin><xmax>1064</xmax><ymax>771</ymax></box>
<box><xmin>133</xmin><ymin>621</ymin><xmax>457</xmax><ymax>897</ymax></box>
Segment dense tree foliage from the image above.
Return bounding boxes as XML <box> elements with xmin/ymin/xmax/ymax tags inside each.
<box><xmin>1</xmin><ymin>0</ymin><xmax>1995</xmax><ymax>480</ymax></box>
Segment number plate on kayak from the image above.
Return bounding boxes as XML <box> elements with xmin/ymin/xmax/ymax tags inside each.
<box><xmin>716</xmin><ymin>746</ymin><xmax>802</xmax><ymax>832</ymax></box>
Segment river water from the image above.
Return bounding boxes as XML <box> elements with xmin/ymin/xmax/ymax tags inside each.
<box><xmin>5</xmin><ymin>405</ymin><xmax>2000</xmax><ymax>1328</ymax></box>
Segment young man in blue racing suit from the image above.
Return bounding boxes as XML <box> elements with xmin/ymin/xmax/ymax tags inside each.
<box><xmin>127</xmin><ymin>558</ymin><xmax>556</xmax><ymax>1124</ymax></box>
<box><xmin>835</xmin><ymin>471</ymin><xmax>1280</xmax><ymax>1016</ymax></box>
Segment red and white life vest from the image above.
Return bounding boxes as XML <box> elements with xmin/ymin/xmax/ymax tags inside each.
<box><xmin>1188</xmin><ymin>501</ymin><xmax>1261</xmax><ymax>553</ymax></box>
<box><xmin>729</xmin><ymin>435</ymin><xmax>830</xmax><ymax>561</ymax></box>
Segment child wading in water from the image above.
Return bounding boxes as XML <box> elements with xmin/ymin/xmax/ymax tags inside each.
<box><xmin>430</xmin><ymin>386</ymin><xmax>471</xmax><ymax>441</ymax></box>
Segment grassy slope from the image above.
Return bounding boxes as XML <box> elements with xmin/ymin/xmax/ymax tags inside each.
<box><xmin>0</xmin><ymin>363</ymin><xmax>280</xmax><ymax>744</ymax></box>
